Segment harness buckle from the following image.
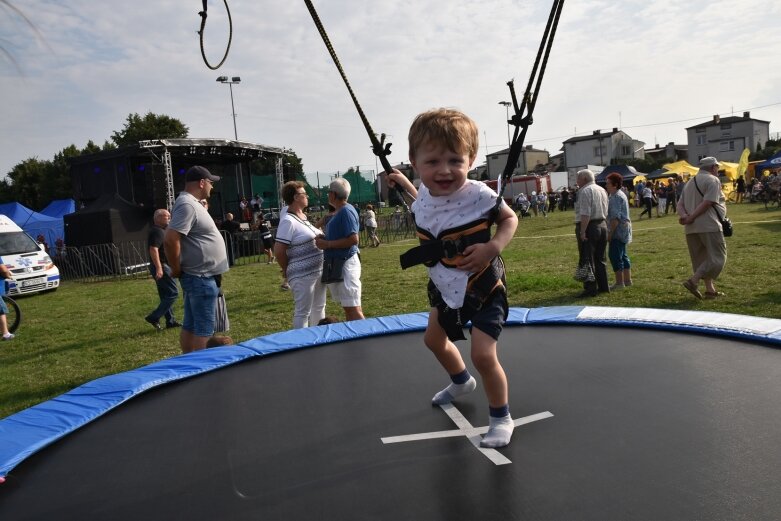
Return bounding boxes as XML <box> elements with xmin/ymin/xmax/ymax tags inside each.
<box><xmin>441</xmin><ymin>238</ymin><xmax>463</xmax><ymax>259</ymax></box>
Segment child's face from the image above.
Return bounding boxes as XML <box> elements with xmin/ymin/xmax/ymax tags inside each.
<box><xmin>411</xmin><ymin>142</ymin><xmax>474</xmax><ymax>197</ymax></box>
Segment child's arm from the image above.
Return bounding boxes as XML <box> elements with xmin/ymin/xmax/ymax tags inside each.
<box><xmin>457</xmin><ymin>202</ymin><xmax>518</xmax><ymax>272</ymax></box>
<box><xmin>386</xmin><ymin>170</ymin><xmax>418</xmax><ymax>200</ymax></box>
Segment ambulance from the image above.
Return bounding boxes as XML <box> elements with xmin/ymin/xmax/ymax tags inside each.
<box><xmin>0</xmin><ymin>215</ymin><xmax>60</xmax><ymax>295</ymax></box>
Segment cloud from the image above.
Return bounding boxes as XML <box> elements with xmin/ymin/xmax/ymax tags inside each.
<box><xmin>1</xmin><ymin>0</ymin><xmax>781</xmax><ymax>183</ymax></box>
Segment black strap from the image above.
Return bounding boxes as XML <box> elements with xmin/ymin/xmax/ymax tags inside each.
<box><xmin>428</xmin><ymin>256</ymin><xmax>507</xmax><ymax>342</ymax></box>
<box><xmin>490</xmin><ymin>0</ymin><xmax>565</xmax><ymax>225</ymax></box>
<box><xmin>400</xmin><ymin>227</ymin><xmax>491</xmax><ymax>270</ymax></box>
<box><xmin>692</xmin><ymin>176</ymin><xmax>726</xmax><ymax>221</ymax></box>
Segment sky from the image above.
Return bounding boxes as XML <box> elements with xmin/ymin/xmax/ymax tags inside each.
<box><xmin>2</xmin><ymin>0</ymin><xmax>781</xmax><ymax>187</ymax></box>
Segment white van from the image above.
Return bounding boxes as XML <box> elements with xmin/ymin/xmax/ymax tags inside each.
<box><xmin>0</xmin><ymin>215</ymin><xmax>60</xmax><ymax>295</ymax></box>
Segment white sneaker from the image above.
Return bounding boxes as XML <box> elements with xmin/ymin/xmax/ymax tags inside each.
<box><xmin>2</xmin><ymin>333</ymin><xmax>14</xmax><ymax>340</ymax></box>
<box><xmin>610</xmin><ymin>283</ymin><xmax>625</xmax><ymax>291</ymax></box>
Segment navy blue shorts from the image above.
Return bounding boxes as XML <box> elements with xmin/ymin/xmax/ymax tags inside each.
<box><xmin>468</xmin><ymin>289</ymin><xmax>508</xmax><ymax>341</ymax></box>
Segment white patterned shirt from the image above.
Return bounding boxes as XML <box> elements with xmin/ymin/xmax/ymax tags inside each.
<box><xmin>275</xmin><ymin>213</ymin><xmax>323</xmax><ymax>281</ymax></box>
<box><xmin>411</xmin><ymin>180</ymin><xmax>501</xmax><ymax>309</ymax></box>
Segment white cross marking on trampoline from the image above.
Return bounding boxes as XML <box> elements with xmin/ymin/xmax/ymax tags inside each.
<box><xmin>381</xmin><ymin>404</ymin><xmax>553</xmax><ymax>465</ymax></box>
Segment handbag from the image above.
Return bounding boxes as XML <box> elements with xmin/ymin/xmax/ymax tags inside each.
<box><xmin>321</xmin><ymin>256</ymin><xmax>347</xmax><ymax>284</ymax></box>
<box><xmin>573</xmin><ymin>236</ymin><xmax>596</xmax><ymax>282</ymax></box>
<box><xmin>693</xmin><ymin>177</ymin><xmax>732</xmax><ymax>237</ymax></box>
<box><xmin>214</xmin><ymin>292</ymin><xmax>230</xmax><ymax>332</ymax></box>
<box><xmin>573</xmin><ymin>263</ymin><xmax>595</xmax><ymax>282</ymax></box>
<box><xmin>720</xmin><ymin>216</ymin><xmax>733</xmax><ymax>237</ymax></box>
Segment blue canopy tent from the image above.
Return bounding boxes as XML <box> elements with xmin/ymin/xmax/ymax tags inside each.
<box><xmin>40</xmin><ymin>199</ymin><xmax>76</xmax><ymax>218</ymax></box>
<box><xmin>0</xmin><ymin>202</ymin><xmax>64</xmax><ymax>248</ymax></box>
<box><xmin>754</xmin><ymin>151</ymin><xmax>781</xmax><ymax>174</ymax></box>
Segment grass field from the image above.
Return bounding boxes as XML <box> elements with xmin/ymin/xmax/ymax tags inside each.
<box><xmin>1</xmin><ymin>202</ymin><xmax>779</xmax><ymax>419</ymax></box>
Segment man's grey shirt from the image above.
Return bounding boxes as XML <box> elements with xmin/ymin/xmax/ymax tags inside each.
<box><xmin>169</xmin><ymin>192</ymin><xmax>229</xmax><ymax>277</ymax></box>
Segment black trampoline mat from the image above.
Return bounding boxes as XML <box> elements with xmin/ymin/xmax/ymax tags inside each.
<box><xmin>1</xmin><ymin>325</ymin><xmax>780</xmax><ymax>521</ymax></box>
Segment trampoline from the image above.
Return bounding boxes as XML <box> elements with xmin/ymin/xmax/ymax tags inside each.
<box><xmin>1</xmin><ymin>306</ymin><xmax>780</xmax><ymax>520</ymax></box>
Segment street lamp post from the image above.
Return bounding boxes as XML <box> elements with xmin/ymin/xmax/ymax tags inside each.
<box><xmin>216</xmin><ymin>76</ymin><xmax>241</xmax><ymax>139</ymax></box>
<box><xmin>498</xmin><ymin>101</ymin><xmax>511</xmax><ymax>147</ymax></box>
<box><xmin>216</xmin><ymin>76</ymin><xmax>245</xmax><ymax>200</ymax></box>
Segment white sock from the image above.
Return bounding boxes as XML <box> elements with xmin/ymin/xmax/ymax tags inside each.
<box><xmin>431</xmin><ymin>376</ymin><xmax>476</xmax><ymax>405</ymax></box>
<box><xmin>480</xmin><ymin>414</ymin><xmax>514</xmax><ymax>448</ymax></box>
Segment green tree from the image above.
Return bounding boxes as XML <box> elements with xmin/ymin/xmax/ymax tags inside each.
<box><xmin>750</xmin><ymin>139</ymin><xmax>781</xmax><ymax>162</ymax></box>
<box><xmin>0</xmin><ymin>178</ymin><xmax>13</xmax><ymax>202</ymax></box>
<box><xmin>0</xmin><ymin>141</ymin><xmax>115</xmax><ymax>208</ymax></box>
<box><xmin>111</xmin><ymin>112</ymin><xmax>189</xmax><ymax>147</ymax></box>
<box><xmin>40</xmin><ymin>145</ymin><xmax>83</xmax><ymax>206</ymax></box>
<box><xmin>4</xmin><ymin>157</ymin><xmax>48</xmax><ymax>208</ymax></box>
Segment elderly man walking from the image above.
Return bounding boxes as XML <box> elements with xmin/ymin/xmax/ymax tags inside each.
<box><xmin>574</xmin><ymin>169</ymin><xmax>610</xmax><ymax>297</ymax></box>
<box><xmin>164</xmin><ymin>166</ymin><xmax>229</xmax><ymax>353</ymax></box>
<box><xmin>144</xmin><ymin>208</ymin><xmax>181</xmax><ymax>331</ymax></box>
<box><xmin>677</xmin><ymin>157</ymin><xmax>727</xmax><ymax>299</ymax></box>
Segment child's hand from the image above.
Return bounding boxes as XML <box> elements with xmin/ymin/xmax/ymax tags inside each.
<box><xmin>456</xmin><ymin>242</ymin><xmax>499</xmax><ymax>272</ymax></box>
<box><xmin>386</xmin><ymin>169</ymin><xmax>404</xmax><ymax>188</ymax></box>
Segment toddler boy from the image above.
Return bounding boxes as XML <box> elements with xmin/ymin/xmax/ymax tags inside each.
<box><xmin>388</xmin><ymin>108</ymin><xmax>519</xmax><ymax>448</ymax></box>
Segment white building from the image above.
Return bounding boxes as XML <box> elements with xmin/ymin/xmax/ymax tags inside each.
<box><xmin>485</xmin><ymin>145</ymin><xmax>550</xmax><ymax>180</ymax></box>
<box><xmin>562</xmin><ymin>129</ymin><xmax>645</xmax><ymax>175</ymax></box>
<box><xmin>686</xmin><ymin>112</ymin><xmax>769</xmax><ymax>163</ymax></box>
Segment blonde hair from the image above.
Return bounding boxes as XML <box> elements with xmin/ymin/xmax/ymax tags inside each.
<box><xmin>408</xmin><ymin>108</ymin><xmax>479</xmax><ymax>160</ymax></box>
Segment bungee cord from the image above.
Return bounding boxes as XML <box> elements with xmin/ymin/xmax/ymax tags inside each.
<box><xmin>496</xmin><ymin>0</ymin><xmax>565</xmax><ymax>205</ymax></box>
<box><xmin>198</xmin><ymin>0</ymin><xmax>233</xmax><ymax>70</ymax></box>
<box><xmin>195</xmin><ymin>0</ymin><xmax>563</xmax><ymax>211</ymax></box>
<box><xmin>303</xmin><ymin>0</ymin><xmax>414</xmax><ymax>208</ymax></box>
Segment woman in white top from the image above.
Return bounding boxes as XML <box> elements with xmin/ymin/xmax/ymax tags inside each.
<box><xmin>273</xmin><ymin>182</ymin><xmax>326</xmax><ymax>328</ymax></box>
<box><xmin>364</xmin><ymin>204</ymin><xmax>380</xmax><ymax>247</ymax></box>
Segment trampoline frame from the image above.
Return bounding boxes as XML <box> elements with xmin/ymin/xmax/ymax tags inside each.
<box><xmin>2</xmin><ymin>305</ymin><xmax>780</xmax><ymax>480</ymax></box>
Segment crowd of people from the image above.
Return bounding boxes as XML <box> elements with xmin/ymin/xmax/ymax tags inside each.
<box><xmin>139</xmin><ymin>110</ymin><xmax>738</xmax><ymax>452</ymax></box>
<box><xmin>514</xmin><ymin>187</ymin><xmax>574</xmax><ymax>217</ymax></box>
<box><xmin>634</xmin><ymin>177</ymin><xmax>684</xmax><ymax>219</ymax></box>
<box><xmin>147</xmin><ymin>155</ymin><xmax>742</xmax><ymax>337</ymax></box>
<box><xmin>741</xmin><ymin>171</ymin><xmax>781</xmax><ymax>204</ymax></box>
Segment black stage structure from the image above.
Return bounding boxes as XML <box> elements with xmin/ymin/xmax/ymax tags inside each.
<box><xmin>1</xmin><ymin>306</ymin><xmax>780</xmax><ymax>520</ymax></box>
<box><xmin>67</xmin><ymin>138</ymin><xmax>290</xmax><ymax>236</ymax></box>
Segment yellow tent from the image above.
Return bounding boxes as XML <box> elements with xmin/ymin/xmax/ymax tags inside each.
<box><xmin>716</xmin><ymin>161</ymin><xmax>741</xmax><ymax>200</ymax></box>
<box><xmin>662</xmin><ymin>160</ymin><xmax>698</xmax><ymax>180</ymax></box>
<box><xmin>719</xmin><ymin>161</ymin><xmax>738</xmax><ymax>181</ymax></box>
<box><xmin>662</xmin><ymin>159</ymin><xmax>737</xmax><ymax>199</ymax></box>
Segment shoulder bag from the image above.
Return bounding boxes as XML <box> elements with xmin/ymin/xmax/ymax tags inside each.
<box><xmin>693</xmin><ymin>177</ymin><xmax>733</xmax><ymax>237</ymax></box>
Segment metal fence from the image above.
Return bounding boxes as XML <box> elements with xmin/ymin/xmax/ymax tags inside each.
<box><xmin>55</xmin><ymin>212</ymin><xmax>418</xmax><ymax>282</ymax></box>
<box><xmin>54</xmin><ymin>242</ymin><xmax>151</xmax><ymax>282</ymax></box>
